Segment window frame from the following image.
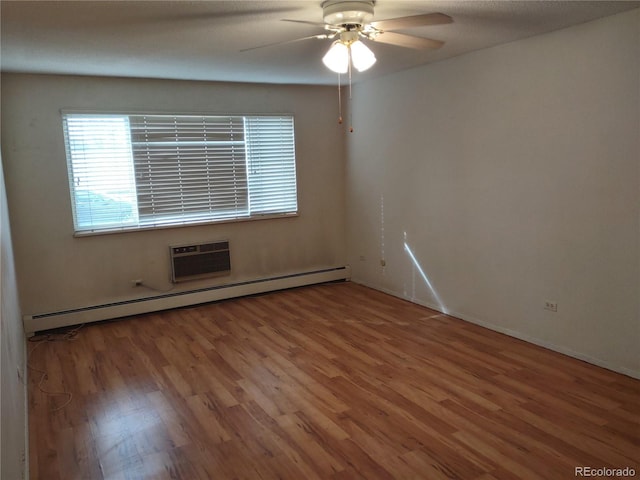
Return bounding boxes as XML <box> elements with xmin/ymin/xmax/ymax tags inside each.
<box><xmin>61</xmin><ymin>110</ymin><xmax>299</xmax><ymax>237</ymax></box>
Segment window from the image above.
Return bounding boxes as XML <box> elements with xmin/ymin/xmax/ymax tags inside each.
<box><xmin>62</xmin><ymin>112</ymin><xmax>298</xmax><ymax>234</ymax></box>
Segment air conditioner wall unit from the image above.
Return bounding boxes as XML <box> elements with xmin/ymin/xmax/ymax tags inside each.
<box><xmin>170</xmin><ymin>240</ymin><xmax>230</xmax><ymax>283</ymax></box>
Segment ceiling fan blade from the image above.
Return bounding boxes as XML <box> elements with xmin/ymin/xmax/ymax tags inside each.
<box><xmin>370</xmin><ymin>31</ymin><xmax>444</xmax><ymax>50</ymax></box>
<box><xmin>240</xmin><ymin>34</ymin><xmax>330</xmax><ymax>53</ymax></box>
<box><xmin>371</xmin><ymin>12</ymin><xmax>452</xmax><ymax>31</ymax></box>
<box><xmin>281</xmin><ymin>19</ymin><xmax>329</xmax><ymax>29</ymax></box>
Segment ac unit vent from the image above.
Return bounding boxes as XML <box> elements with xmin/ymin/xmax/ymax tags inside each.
<box><xmin>170</xmin><ymin>240</ymin><xmax>230</xmax><ymax>283</ymax></box>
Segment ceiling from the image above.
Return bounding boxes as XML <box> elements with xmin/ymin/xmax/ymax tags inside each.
<box><xmin>1</xmin><ymin>1</ymin><xmax>638</xmax><ymax>86</ymax></box>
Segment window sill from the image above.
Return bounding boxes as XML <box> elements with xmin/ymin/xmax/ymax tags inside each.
<box><xmin>72</xmin><ymin>212</ymin><xmax>299</xmax><ymax>237</ymax></box>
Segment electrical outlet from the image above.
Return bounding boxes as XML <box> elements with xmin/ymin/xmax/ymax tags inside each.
<box><xmin>359</xmin><ymin>255</ymin><xmax>366</xmax><ymax>261</ymax></box>
<box><xmin>544</xmin><ymin>300</ymin><xmax>558</xmax><ymax>312</ymax></box>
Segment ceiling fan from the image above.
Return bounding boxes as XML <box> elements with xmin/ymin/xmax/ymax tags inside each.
<box><xmin>244</xmin><ymin>0</ymin><xmax>453</xmax><ymax>74</ymax></box>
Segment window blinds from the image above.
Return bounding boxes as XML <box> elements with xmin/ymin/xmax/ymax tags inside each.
<box><xmin>63</xmin><ymin>115</ymin><xmax>139</xmax><ymax>231</ymax></box>
<box><xmin>245</xmin><ymin>116</ymin><xmax>297</xmax><ymax>214</ymax></box>
<box><xmin>63</xmin><ymin>112</ymin><xmax>298</xmax><ymax>234</ymax></box>
<box><xmin>130</xmin><ymin>115</ymin><xmax>249</xmax><ymax>226</ymax></box>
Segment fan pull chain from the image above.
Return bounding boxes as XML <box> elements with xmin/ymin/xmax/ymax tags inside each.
<box><xmin>348</xmin><ymin>46</ymin><xmax>354</xmax><ymax>133</ymax></box>
<box><xmin>337</xmin><ymin>73</ymin><xmax>343</xmax><ymax>125</ymax></box>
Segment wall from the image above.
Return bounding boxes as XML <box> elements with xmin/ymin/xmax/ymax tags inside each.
<box><xmin>1</xmin><ymin>74</ymin><xmax>346</xmax><ymax>321</ymax></box>
<box><xmin>346</xmin><ymin>9</ymin><xmax>640</xmax><ymax>377</ymax></box>
<box><xmin>1</xmin><ymin>150</ymin><xmax>27</xmax><ymax>479</ymax></box>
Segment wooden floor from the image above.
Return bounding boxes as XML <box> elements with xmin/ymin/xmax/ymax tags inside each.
<box><xmin>28</xmin><ymin>282</ymin><xmax>639</xmax><ymax>479</ymax></box>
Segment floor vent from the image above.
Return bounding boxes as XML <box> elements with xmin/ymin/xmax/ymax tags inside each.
<box><xmin>170</xmin><ymin>240</ymin><xmax>230</xmax><ymax>283</ymax></box>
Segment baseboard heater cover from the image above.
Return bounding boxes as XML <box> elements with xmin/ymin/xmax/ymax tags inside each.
<box><xmin>23</xmin><ymin>266</ymin><xmax>351</xmax><ymax>335</ymax></box>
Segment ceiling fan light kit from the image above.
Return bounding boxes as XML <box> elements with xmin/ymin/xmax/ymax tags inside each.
<box><xmin>321</xmin><ymin>1</ymin><xmax>377</xmax><ymax>73</ymax></box>
<box><xmin>323</xmin><ymin>31</ymin><xmax>377</xmax><ymax>74</ymax></box>
<box><xmin>322</xmin><ymin>41</ymin><xmax>350</xmax><ymax>73</ymax></box>
<box><xmin>349</xmin><ymin>40</ymin><xmax>376</xmax><ymax>72</ymax></box>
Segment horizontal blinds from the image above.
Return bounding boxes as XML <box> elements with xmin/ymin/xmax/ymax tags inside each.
<box><xmin>62</xmin><ymin>114</ymin><xmax>139</xmax><ymax>231</ymax></box>
<box><xmin>63</xmin><ymin>112</ymin><xmax>297</xmax><ymax>234</ymax></box>
<box><xmin>130</xmin><ymin>115</ymin><xmax>249</xmax><ymax>226</ymax></box>
<box><xmin>245</xmin><ymin>116</ymin><xmax>298</xmax><ymax>214</ymax></box>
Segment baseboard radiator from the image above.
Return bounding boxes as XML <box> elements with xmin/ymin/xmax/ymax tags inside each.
<box><xmin>23</xmin><ymin>266</ymin><xmax>351</xmax><ymax>335</ymax></box>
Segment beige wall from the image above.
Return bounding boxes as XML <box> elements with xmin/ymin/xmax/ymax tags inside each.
<box><xmin>346</xmin><ymin>9</ymin><xmax>640</xmax><ymax>377</ymax></box>
<box><xmin>1</xmin><ymin>150</ymin><xmax>27</xmax><ymax>479</ymax></box>
<box><xmin>1</xmin><ymin>75</ymin><xmax>347</xmax><ymax>319</ymax></box>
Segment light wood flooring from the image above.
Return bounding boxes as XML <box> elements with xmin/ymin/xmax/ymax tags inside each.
<box><xmin>28</xmin><ymin>282</ymin><xmax>639</xmax><ymax>479</ymax></box>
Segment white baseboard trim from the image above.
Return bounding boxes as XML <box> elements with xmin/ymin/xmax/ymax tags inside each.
<box><xmin>24</xmin><ymin>266</ymin><xmax>351</xmax><ymax>334</ymax></box>
<box><xmin>352</xmin><ymin>280</ymin><xmax>640</xmax><ymax>380</ymax></box>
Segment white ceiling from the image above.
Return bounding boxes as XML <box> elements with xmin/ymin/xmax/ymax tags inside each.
<box><xmin>1</xmin><ymin>1</ymin><xmax>638</xmax><ymax>86</ymax></box>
